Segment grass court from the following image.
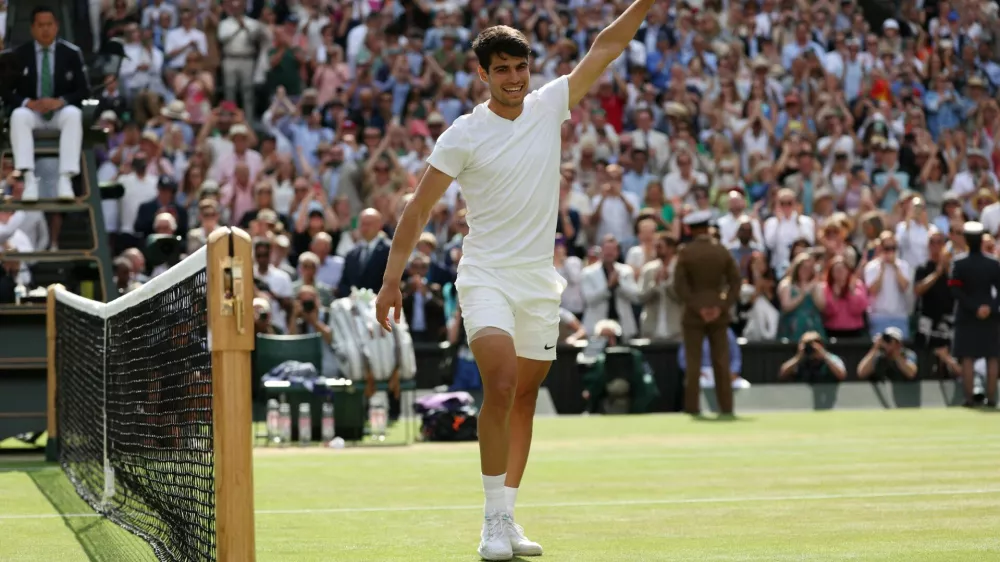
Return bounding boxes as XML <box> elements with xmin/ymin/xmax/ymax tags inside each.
<box><xmin>0</xmin><ymin>409</ymin><xmax>998</xmax><ymax>561</ymax></box>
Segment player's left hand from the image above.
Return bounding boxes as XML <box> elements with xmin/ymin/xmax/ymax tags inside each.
<box><xmin>375</xmin><ymin>281</ymin><xmax>402</xmax><ymax>332</ymax></box>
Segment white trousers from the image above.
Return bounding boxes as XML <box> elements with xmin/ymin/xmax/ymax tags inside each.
<box><xmin>222</xmin><ymin>57</ymin><xmax>256</xmax><ymax>119</ymax></box>
<box><xmin>10</xmin><ymin>106</ymin><xmax>83</xmax><ymax>176</ymax></box>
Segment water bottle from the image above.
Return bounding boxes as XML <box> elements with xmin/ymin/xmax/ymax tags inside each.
<box><xmin>265</xmin><ymin>399</ymin><xmax>280</xmax><ymax>446</ymax></box>
<box><xmin>369</xmin><ymin>395</ymin><xmax>387</xmax><ymax>441</ymax></box>
<box><xmin>13</xmin><ymin>283</ymin><xmax>26</xmax><ymax>305</ymax></box>
<box><xmin>321</xmin><ymin>400</ymin><xmax>335</xmax><ymax>443</ymax></box>
<box><xmin>298</xmin><ymin>402</ymin><xmax>312</xmax><ymax>445</ymax></box>
<box><xmin>277</xmin><ymin>395</ymin><xmax>292</xmax><ymax>446</ymax></box>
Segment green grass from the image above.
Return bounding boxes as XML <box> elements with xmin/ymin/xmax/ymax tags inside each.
<box><xmin>1</xmin><ymin>409</ymin><xmax>999</xmax><ymax>561</ymax></box>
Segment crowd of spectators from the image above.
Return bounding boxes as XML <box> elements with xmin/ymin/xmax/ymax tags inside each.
<box><xmin>2</xmin><ymin>0</ymin><xmax>1000</xmax><ymax>387</ymax></box>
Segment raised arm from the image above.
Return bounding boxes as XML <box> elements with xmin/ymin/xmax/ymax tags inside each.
<box><xmin>567</xmin><ymin>0</ymin><xmax>656</xmax><ymax>108</ymax></box>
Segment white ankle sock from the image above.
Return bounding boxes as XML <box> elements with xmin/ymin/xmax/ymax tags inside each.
<box><xmin>482</xmin><ymin>473</ymin><xmax>507</xmax><ymax>515</ymax></box>
<box><xmin>504</xmin><ymin>486</ymin><xmax>518</xmax><ymax>517</ymax></box>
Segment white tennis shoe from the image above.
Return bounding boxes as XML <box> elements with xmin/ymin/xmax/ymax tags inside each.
<box><xmin>505</xmin><ymin>514</ymin><xmax>543</xmax><ymax>556</ymax></box>
<box><xmin>478</xmin><ymin>511</ymin><xmax>513</xmax><ymax>561</ymax></box>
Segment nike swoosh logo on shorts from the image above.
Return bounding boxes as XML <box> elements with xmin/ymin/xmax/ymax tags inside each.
<box><xmin>544</xmin><ymin>344</ymin><xmax>555</xmax><ymax>350</ymax></box>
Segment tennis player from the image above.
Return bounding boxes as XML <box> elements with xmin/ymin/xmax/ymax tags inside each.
<box><xmin>375</xmin><ymin>3</ymin><xmax>655</xmax><ymax>559</ymax></box>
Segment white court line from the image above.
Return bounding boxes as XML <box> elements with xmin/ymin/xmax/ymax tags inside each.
<box><xmin>2</xmin><ymin>487</ymin><xmax>999</xmax><ymax>521</ymax></box>
<box><xmin>4</xmin><ymin>439</ymin><xmax>993</xmax><ymax>474</ymax></box>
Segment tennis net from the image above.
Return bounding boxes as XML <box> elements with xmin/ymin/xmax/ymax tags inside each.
<box><xmin>50</xmin><ymin>230</ymin><xmax>255</xmax><ymax>562</ymax></box>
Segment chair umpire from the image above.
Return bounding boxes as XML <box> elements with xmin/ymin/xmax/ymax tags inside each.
<box><xmin>2</xmin><ymin>6</ymin><xmax>89</xmax><ymax>201</ymax></box>
<box><xmin>673</xmin><ymin>210</ymin><xmax>742</xmax><ymax>415</ymax></box>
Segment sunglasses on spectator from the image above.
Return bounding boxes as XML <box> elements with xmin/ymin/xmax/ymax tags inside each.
<box><xmin>882</xmin><ymin>245</ymin><xmax>897</xmax><ymax>251</ymax></box>
<box><xmin>779</xmin><ymin>200</ymin><xmax>795</xmax><ymax>206</ymax></box>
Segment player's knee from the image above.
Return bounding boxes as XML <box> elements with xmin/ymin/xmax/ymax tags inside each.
<box><xmin>482</xmin><ymin>370</ymin><xmax>518</xmax><ymax>409</ymax></box>
<box><xmin>513</xmin><ymin>385</ymin><xmax>538</xmax><ymax>412</ymax></box>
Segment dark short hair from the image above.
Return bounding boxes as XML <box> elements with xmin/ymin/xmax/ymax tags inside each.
<box><xmin>31</xmin><ymin>6</ymin><xmax>57</xmax><ymax>24</ymax></box>
<box><xmin>472</xmin><ymin>26</ymin><xmax>531</xmax><ymax>72</ymax></box>
<box><xmin>656</xmin><ymin>232</ymin><xmax>678</xmax><ymax>247</ymax></box>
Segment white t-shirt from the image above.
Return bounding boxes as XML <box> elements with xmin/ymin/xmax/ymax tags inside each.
<box><xmin>164</xmin><ymin>27</ymin><xmax>208</xmax><ymax>69</ymax></box>
<box><xmin>864</xmin><ymin>257</ymin><xmax>912</xmax><ymax>316</ymax></box>
<box><xmin>426</xmin><ymin>76</ymin><xmax>571</xmax><ymax>269</ymax></box>
<box><xmin>257</xmin><ymin>265</ymin><xmax>293</xmax><ymax>330</ymax></box>
<box><xmin>118</xmin><ymin>173</ymin><xmax>159</xmax><ymax>235</ymax></box>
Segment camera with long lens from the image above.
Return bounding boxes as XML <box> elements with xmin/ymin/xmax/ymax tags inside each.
<box><xmin>145</xmin><ymin>234</ymin><xmax>182</xmax><ymax>270</ymax></box>
<box><xmin>804</xmin><ymin>341</ymin><xmax>818</xmax><ymax>357</ymax></box>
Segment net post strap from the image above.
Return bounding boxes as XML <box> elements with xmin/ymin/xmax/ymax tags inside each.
<box><xmin>101</xmin><ymin>314</ymin><xmax>113</xmax><ymax>511</ymax></box>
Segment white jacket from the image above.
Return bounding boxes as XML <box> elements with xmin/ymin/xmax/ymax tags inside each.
<box><xmin>580</xmin><ymin>261</ymin><xmax>640</xmax><ymax>340</ymax></box>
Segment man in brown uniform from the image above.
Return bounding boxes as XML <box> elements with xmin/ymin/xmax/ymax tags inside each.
<box><xmin>674</xmin><ymin>210</ymin><xmax>742</xmax><ymax>415</ymax></box>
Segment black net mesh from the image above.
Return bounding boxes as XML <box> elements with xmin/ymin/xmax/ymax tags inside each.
<box><xmin>56</xmin><ymin>300</ymin><xmax>107</xmax><ymax>511</ymax></box>
<box><xmin>56</xmin><ymin>267</ymin><xmax>216</xmax><ymax>562</ymax></box>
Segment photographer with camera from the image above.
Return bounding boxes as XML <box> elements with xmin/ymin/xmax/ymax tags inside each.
<box><xmin>253</xmin><ymin>297</ymin><xmax>280</xmax><ymax>335</ymax></box>
<box><xmin>287</xmin><ymin>285</ymin><xmax>331</xmax><ymax>343</ymax></box>
<box><xmin>779</xmin><ymin>331</ymin><xmax>848</xmax><ymax>382</ymax></box>
<box><xmin>857</xmin><ymin>327</ymin><xmax>918</xmax><ymax>381</ymax></box>
<box><xmin>144</xmin><ymin>212</ymin><xmax>182</xmax><ymax>278</ymax></box>
<box><xmin>286</xmin><ymin>284</ymin><xmax>336</xmax><ymax>378</ymax></box>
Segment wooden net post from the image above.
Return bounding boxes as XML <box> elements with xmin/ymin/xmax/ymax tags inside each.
<box><xmin>45</xmin><ymin>283</ymin><xmax>65</xmax><ymax>463</ymax></box>
<box><xmin>206</xmin><ymin>227</ymin><xmax>256</xmax><ymax>561</ymax></box>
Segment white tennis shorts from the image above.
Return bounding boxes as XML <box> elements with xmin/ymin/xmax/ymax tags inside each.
<box><xmin>455</xmin><ymin>263</ymin><xmax>566</xmax><ymax>361</ymax></box>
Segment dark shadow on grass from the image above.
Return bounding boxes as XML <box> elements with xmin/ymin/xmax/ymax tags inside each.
<box><xmin>939</xmin><ymin>379</ymin><xmax>964</xmax><ymax>406</ymax></box>
<box><xmin>27</xmin><ymin>468</ymin><xmax>156</xmax><ymax>562</ymax></box>
<box><xmin>811</xmin><ymin>383</ymin><xmax>841</xmax><ymax>410</ymax></box>
<box><xmin>691</xmin><ymin>414</ymin><xmax>755</xmax><ymax>422</ymax></box>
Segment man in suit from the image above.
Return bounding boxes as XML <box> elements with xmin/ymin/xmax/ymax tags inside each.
<box><xmin>638</xmin><ymin>232</ymin><xmax>682</xmax><ymax>340</ymax></box>
<box><xmin>674</xmin><ymin>210</ymin><xmax>742</xmax><ymax>416</ymax></box>
<box><xmin>580</xmin><ymin>234</ymin><xmax>641</xmax><ymax>340</ymax></box>
<box><xmin>4</xmin><ymin>7</ymin><xmax>90</xmax><ymax>201</ymax></box>
<box><xmin>338</xmin><ymin>208</ymin><xmax>390</xmax><ymax>298</ymax></box>
<box><xmin>133</xmin><ymin>177</ymin><xmax>189</xmax><ymax>243</ymax></box>
<box><xmin>401</xmin><ymin>254</ymin><xmax>446</xmax><ymax>343</ymax></box>
<box><xmin>949</xmin><ymin>221</ymin><xmax>1000</xmax><ymax>408</ymax></box>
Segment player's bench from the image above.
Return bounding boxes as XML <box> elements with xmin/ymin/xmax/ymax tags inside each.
<box><xmin>253</xmin><ymin>333</ymin><xmax>418</xmax><ymax>446</ymax></box>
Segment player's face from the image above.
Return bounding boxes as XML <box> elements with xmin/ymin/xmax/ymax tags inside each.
<box><xmin>31</xmin><ymin>12</ymin><xmax>58</xmax><ymax>46</ymax></box>
<box><xmin>480</xmin><ymin>53</ymin><xmax>530</xmax><ymax>107</ymax></box>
